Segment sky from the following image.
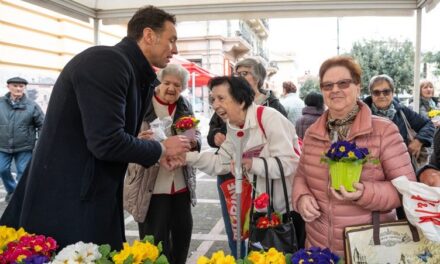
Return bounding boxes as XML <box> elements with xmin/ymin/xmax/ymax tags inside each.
<box><xmin>268</xmin><ymin>7</ymin><xmax>440</xmax><ymax>78</ymax></box>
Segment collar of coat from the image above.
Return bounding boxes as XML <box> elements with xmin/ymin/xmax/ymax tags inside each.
<box><xmin>4</xmin><ymin>92</ymin><xmax>27</xmax><ymax>109</ymax></box>
<box><xmin>115</xmin><ymin>37</ymin><xmax>158</xmax><ymax>89</ymax></box>
<box><xmin>306</xmin><ymin>100</ymin><xmax>374</xmax><ymax>142</ymax></box>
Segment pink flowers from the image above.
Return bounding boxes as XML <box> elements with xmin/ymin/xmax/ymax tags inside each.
<box><xmin>0</xmin><ymin>234</ymin><xmax>57</xmax><ymax>264</ymax></box>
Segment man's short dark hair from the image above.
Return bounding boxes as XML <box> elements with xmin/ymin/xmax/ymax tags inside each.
<box><xmin>127</xmin><ymin>5</ymin><xmax>176</xmax><ymax>41</ymax></box>
<box><xmin>208</xmin><ymin>76</ymin><xmax>255</xmax><ymax>110</ymax></box>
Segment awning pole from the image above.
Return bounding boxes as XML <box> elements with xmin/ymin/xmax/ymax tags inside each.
<box><xmin>413</xmin><ymin>8</ymin><xmax>422</xmax><ymax>113</ymax></box>
<box><xmin>192</xmin><ymin>72</ymin><xmax>196</xmax><ymax>110</ymax></box>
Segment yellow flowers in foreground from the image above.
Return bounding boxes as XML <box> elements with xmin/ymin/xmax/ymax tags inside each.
<box><xmin>197</xmin><ymin>248</ymin><xmax>287</xmax><ymax>264</ymax></box>
<box><xmin>0</xmin><ymin>226</ymin><xmax>28</xmax><ymax>254</ymax></box>
<box><xmin>111</xmin><ymin>236</ymin><xmax>168</xmax><ymax>264</ymax></box>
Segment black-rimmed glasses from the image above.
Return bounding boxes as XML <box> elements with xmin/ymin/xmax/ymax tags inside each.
<box><xmin>320</xmin><ymin>79</ymin><xmax>353</xmax><ymax>91</ymax></box>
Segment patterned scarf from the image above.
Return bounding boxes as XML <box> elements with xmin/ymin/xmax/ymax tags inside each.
<box><xmin>371</xmin><ymin>103</ymin><xmax>396</xmax><ymax>121</ymax></box>
<box><xmin>326</xmin><ymin>104</ymin><xmax>360</xmax><ymax>142</ymax></box>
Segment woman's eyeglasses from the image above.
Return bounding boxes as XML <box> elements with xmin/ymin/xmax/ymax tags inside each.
<box><xmin>233</xmin><ymin>71</ymin><xmax>251</xmax><ymax>77</ymax></box>
<box><xmin>320</xmin><ymin>79</ymin><xmax>353</xmax><ymax>91</ymax></box>
<box><xmin>372</xmin><ymin>89</ymin><xmax>392</xmax><ymax>97</ymax></box>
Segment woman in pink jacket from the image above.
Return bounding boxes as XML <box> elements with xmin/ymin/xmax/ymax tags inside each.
<box><xmin>292</xmin><ymin>56</ymin><xmax>416</xmax><ymax>257</ymax></box>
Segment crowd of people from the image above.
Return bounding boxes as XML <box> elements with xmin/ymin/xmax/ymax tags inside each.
<box><xmin>1</xmin><ymin>4</ymin><xmax>440</xmax><ymax>264</ymax></box>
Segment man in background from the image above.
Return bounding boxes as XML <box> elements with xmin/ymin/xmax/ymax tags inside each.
<box><xmin>0</xmin><ymin>6</ymin><xmax>190</xmax><ymax>250</ymax></box>
<box><xmin>0</xmin><ymin>77</ymin><xmax>44</xmax><ymax>203</ymax></box>
<box><xmin>281</xmin><ymin>81</ymin><xmax>305</xmax><ymax>125</ymax></box>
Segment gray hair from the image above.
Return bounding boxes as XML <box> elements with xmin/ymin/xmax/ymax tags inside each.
<box><xmin>235</xmin><ymin>58</ymin><xmax>267</xmax><ymax>90</ymax></box>
<box><xmin>157</xmin><ymin>64</ymin><xmax>189</xmax><ymax>90</ymax></box>
<box><xmin>368</xmin><ymin>74</ymin><xmax>395</xmax><ymax>93</ymax></box>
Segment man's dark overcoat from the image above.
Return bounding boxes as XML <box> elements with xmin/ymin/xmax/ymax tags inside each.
<box><xmin>0</xmin><ymin>37</ymin><xmax>163</xmax><ymax>250</ymax></box>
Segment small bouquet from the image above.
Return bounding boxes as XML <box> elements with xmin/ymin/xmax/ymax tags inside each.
<box><xmin>291</xmin><ymin>247</ymin><xmax>341</xmax><ymax>264</ymax></box>
<box><xmin>321</xmin><ymin>140</ymin><xmax>377</xmax><ymax>192</ymax></box>
<box><xmin>253</xmin><ymin>193</ymin><xmax>282</xmax><ymax>229</ymax></box>
<box><xmin>427</xmin><ymin>109</ymin><xmax>440</xmax><ymax>123</ymax></box>
<box><xmin>173</xmin><ymin>116</ymin><xmax>199</xmax><ymax>140</ymax></box>
<box><xmin>0</xmin><ymin>226</ymin><xmax>28</xmax><ymax>254</ymax></box>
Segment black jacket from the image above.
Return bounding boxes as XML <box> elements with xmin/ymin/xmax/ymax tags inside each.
<box><xmin>364</xmin><ymin>96</ymin><xmax>434</xmax><ymax>147</ymax></box>
<box><xmin>0</xmin><ymin>38</ymin><xmax>163</xmax><ymax>250</ymax></box>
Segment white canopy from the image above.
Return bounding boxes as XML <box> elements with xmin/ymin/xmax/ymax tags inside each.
<box><xmin>24</xmin><ymin>0</ymin><xmax>440</xmax><ymax>24</ymax></box>
<box><xmin>24</xmin><ymin>0</ymin><xmax>440</xmax><ymax>111</ymax></box>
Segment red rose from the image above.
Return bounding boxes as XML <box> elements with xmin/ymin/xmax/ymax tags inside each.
<box><xmin>270</xmin><ymin>213</ymin><xmax>281</xmax><ymax>227</ymax></box>
<box><xmin>254</xmin><ymin>193</ymin><xmax>269</xmax><ymax>210</ymax></box>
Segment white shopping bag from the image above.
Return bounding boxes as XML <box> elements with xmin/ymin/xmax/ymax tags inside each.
<box><xmin>392</xmin><ymin>176</ymin><xmax>440</xmax><ymax>242</ymax></box>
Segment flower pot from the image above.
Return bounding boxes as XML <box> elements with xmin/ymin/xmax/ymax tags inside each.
<box><xmin>329</xmin><ymin>161</ymin><xmax>363</xmax><ymax>192</ymax></box>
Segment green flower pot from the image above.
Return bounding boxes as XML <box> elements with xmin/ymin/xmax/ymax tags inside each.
<box><xmin>329</xmin><ymin>162</ymin><xmax>363</xmax><ymax>192</ymax></box>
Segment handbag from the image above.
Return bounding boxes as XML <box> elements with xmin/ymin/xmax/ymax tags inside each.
<box><xmin>344</xmin><ymin>211</ymin><xmax>439</xmax><ymax>264</ymax></box>
<box><xmin>400</xmin><ymin>110</ymin><xmax>430</xmax><ymax>169</ymax></box>
<box><xmin>248</xmin><ymin>156</ymin><xmax>298</xmax><ymax>254</ymax></box>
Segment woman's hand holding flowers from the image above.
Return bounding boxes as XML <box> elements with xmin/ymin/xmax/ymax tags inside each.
<box><xmin>297</xmin><ymin>194</ymin><xmax>321</xmax><ymax>222</ymax></box>
<box><xmin>331</xmin><ymin>182</ymin><xmax>364</xmax><ymax>201</ymax></box>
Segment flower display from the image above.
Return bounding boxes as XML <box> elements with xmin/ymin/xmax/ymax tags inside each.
<box><xmin>246</xmin><ymin>248</ymin><xmax>287</xmax><ymax>264</ymax></box>
<box><xmin>174</xmin><ymin>116</ymin><xmax>200</xmax><ymax>133</ymax></box>
<box><xmin>427</xmin><ymin>109</ymin><xmax>440</xmax><ymax>119</ymax></box>
<box><xmin>50</xmin><ymin>241</ymin><xmax>105</xmax><ymax>264</ymax></box>
<box><xmin>197</xmin><ymin>250</ymin><xmax>236</xmax><ymax>264</ymax></box>
<box><xmin>253</xmin><ymin>193</ymin><xmax>282</xmax><ymax>229</ymax></box>
<box><xmin>111</xmin><ymin>236</ymin><xmax>168</xmax><ymax>264</ymax></box>
<box><xmin>321</xmin><ymin>140</ymin><xmax>371</xmax><ymax>165</ymax></box>
<box><xmin>291</xmin><ymin>247</ymin><xmax>340</xmax><ymax>264</ymax></box>
<box><xmin>0</xmin><ymin>226</ymin><xmax>28</xmax><ymax>254</ymax></box>
<box><xmin>0</xmin><ymin>233</ymin><xmax>57</xmax><ymax>264</ymax></box>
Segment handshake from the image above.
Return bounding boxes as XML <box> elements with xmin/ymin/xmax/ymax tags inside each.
<box><xmin>138</xmin><ymin>129</ymin><xmax>194</xmax><ymax>171</ymax></box>
<box><xmin>160</xmin><ymin>135</ymin><xmax>193</xmax><ymax>170</ymax></box>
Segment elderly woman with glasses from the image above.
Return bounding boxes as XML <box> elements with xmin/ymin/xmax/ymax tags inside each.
<box><xmin>189</xmin><ymin>76</ymin><xmax>301</xmax><ymax>255</ymax></box>
<box><xmin>206</xmin><ymin>58</ymin><xmax>291</xmax><ymax>257</ymax></box>
<box><xmin>364</xmin><ymin>75</ymin><xmax>434</xmax><ymax>165</ymax></box>
<box><xmin>292</xmin><ymin>56</ymin><xmax>416</xmax><ymax>257</ymax></box>
<box><xmin>123</xmin><ymin>64</ymin><xmax>201</xmax><ymax>264</ymax></box>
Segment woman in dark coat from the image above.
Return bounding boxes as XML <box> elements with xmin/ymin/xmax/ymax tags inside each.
<box><xmin>364</xmin><ymin>74</ymin><xmax>434</xmax><ymax>219</ymax></box>
<box><xmin>0</xmin><ymin>7</ymin><xmax>190</xmax><ymax>250</ymax></box>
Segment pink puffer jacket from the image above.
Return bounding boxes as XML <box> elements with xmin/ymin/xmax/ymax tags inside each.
<box><xmin>292</xmin><ymin>101</ymin><xmax>416</xmax><ymax>257</ymax></box>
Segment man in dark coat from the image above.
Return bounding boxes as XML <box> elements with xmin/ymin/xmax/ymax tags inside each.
<box><xmin>0</xmin><ymin>77</ymin><xmax>44</xmax><ymax>203</ymax></box>
<box><xmin>0</xmin><ymin>6</ymin><xmax>190</xmax><ymax>250</ymax></box>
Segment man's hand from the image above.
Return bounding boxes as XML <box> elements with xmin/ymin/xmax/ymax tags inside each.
<box><xmin>297</xmin><ymin>195</ymin><xmax>321</xmax><ymax>222</ymax></box>
<box><xmin>163</xmin><ymin>135</ymin><xmax>191</xmax><ymax>156</ymax></box>
<box><xmin>160</xmin><ymin>154</ymin><xmax>186</xmax><ymax>171</ymax></box>
<box><xmin>419</xmin><ymin>168</ymin><xmax>440</xmax><ymax>187</ymax></box>
<box><xmin>331</xmin><ymin>182</ymin><xmax>364</xmax><ymax>201</ymax></box>
<box><xmin>408</xmin><ymin>139</ymin><xmax>423</xmax><ymax>157</ymax></box>
<box><xmin>214</xmin><ymin>132</ymin><xmax>226</xmax><ymax>147</ymax></box>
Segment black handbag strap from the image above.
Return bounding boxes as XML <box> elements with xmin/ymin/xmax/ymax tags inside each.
<box><xmin>372</xmin><ymin>211</ymin><xmax>420</xmax><ymax>245</ymax></box>
<box><xmin>274</xmin><ymin>157</ymin><xmax>292</xmax><ymax>215</ymax></box>
<box><xmin>250</xmin><ymin>157</ymin><xmax>292</xmax><ymax>222</ymax></box>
